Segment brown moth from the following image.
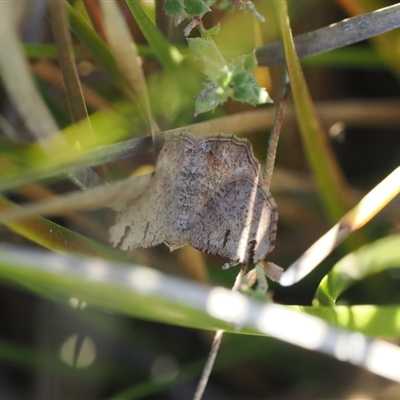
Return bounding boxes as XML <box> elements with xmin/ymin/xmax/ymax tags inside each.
<box><xmin>109</xmin><ymin>133</ymin><xmax>278</xmax><ymax>264</ymax></box>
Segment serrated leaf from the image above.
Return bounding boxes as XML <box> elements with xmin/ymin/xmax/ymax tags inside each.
<box><xmin>194</xmin><ymin>81</ymin><xmax>227</xmax><ymax>115</ymax></box>
<box><xmin>189</xmin><ymin>39</ymin><xmax>271</xmax><ymax>115</ymax></box>
<box><xmin>183</xmin><ymin>0</ymin><xmax>211</xmax><ymax>16</ymax></box>
<box><xmin>215</xmin><ymin>68</ymin><xmax>231</xmax><ymax>87</ymax></box>
<box><xmin>242</xmin><ymin>51</ymin><xmax>258</xmax><ymax>71</ymax></box>
<box><xmin>230</xmin><ymin>71</ymin><xmax>247</xmax><ymax>86</ymax></box>
<box><xmin>205</xmin><ymin>0</ymin><xmax>217</xmax><ymax>7</ymax></box>
<box><xmin>233</xmin><ymin>75</ymin><xmax>271</xmax><ymax>105</ymax></box>
<box><xmin>164</xmin><ymin>0</ymin><xmax>210</xmax><ymax>25</ymax></box>
<box><xmin>206</xmin><ymin>24</ymin><xmax>220</xmax><ymax>36</ymax></box>
<box><xmin>164</xmin><ymin>0</ymin><xmax>185</xmax><ymax>19</ymax></box>
<box><xmin>233</xmin><ymin>84</ymin><xmax>255</xmax><ymax>102</ymax></box>
<box><xmin>218</xmin><ymin>0</ymin><xmax>235</xmax><ymax>11</ymax></box>
<box><xmin>187</xmin><ymin>36</ymin><xmax>226</xmax><ymax>67</ymax></box>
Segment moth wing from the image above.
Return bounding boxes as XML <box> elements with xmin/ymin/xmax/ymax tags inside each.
<box><xmin>187</xmin><ymin>179</ymin><xmax>277</xmax><ymax>264</ymax></box>
<box><xmin>109</xmin><ymin>134</ymin><xmax>193</xmax><ymax>251</ymax></box>
<box><xmin>109</xmin><ymin>193</ymin><xmax>166</xmax><ymax>250</ymax></box>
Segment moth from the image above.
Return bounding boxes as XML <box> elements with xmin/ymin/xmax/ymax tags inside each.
<box><xmin>109</xmin><ymin>133</ymin><xmax>278</xmax><ymax>265</ymax></box>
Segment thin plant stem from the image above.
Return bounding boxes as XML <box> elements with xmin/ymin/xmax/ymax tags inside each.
<box><xmin>263</xmin><ymin>71</ymin><xmax>289</xmax><ymax>189</ymax></box>
<box><xmin>47</xmin><ymin>0</ymin><xmax>91</xmax><ymax>126</ymax></box>
<box><xmin>193</xmin><ymin>264</ymin><xmax>248</xmax><ymax>400</ymax></box>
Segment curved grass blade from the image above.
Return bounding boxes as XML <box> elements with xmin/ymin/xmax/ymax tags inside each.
<box><xmin>280</xmin><ymin>166</ymin><xmax>400</xmax><ymax>286</ymax></box>
<box><xmin>294</xmin><ymin>304</ymin><xmax>400</xmax><ymax>338</ymax></box>
<box><xmin>314</xmin><ymin>234</ymin><xmax>400</xmax><ymax>306</ymax></box>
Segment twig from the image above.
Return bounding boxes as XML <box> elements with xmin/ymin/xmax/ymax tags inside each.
<box><xmin>230</xmin><ymin>0</ymin><xmax>265</xmax><ymax>22</ymax></box>
<box><xmin>263</xmin><ymin>71</ymin><xmax>289</xmax><ymax>189</ymax></box>
<box><xmin>193</xmin><ymin>264</ymin><xmax>248</xmax><ymax>400</ymax></box>
<box><xmin>47</xmin><ymin>0</ymin><xmax>105</xmax><ymax>190</ymax></box>
<box><xmin>0</xmin><ymin>174</ymin><xmax>152</xmax><ymax>224</ymax></box>
<box><xmin>256</xmin><ymin>3</ymin><xmax>400</xmax><ymax>66</ymax></box>
<box><xmin>47</xmin><ymin>0</ymin><xmax>91</xmax><ymax>125</ymax></box>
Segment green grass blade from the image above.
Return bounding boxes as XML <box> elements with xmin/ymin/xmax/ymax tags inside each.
<box><xmin>0</xmin><ymin>106</ymin><xmax>140</xmax><ymax>192</ymax></box>
<box><xmin>23</xmin><ymin>44</ymin><xmax>61</xmax><ymax>59</ymax></box>
<box><xmin>274</xmin><ymin>0</ymin><xmax>351</xmax><ymax>224</ymax></box>
<box><xmin>67</xmin><ymin>4</ymin><xmax>126</xmax><ymax>86</ymax></box>
<box><xmin>314</xmin><ymin>235</ymin><xmax>400</xmax><ymax>306</ymax></box>
<box><xmin>295</xmin><ymin>305</ymin><xmax>400</xmax><ymax>338</ymax></box>
<box><xmin>0</xmin><ymin>196</ymin><xmax>126</xmax><ymax>261</ymax></box>
<box><xmin>48</xmin><ymin>0</ymin><xmax>95</xmax><ymax>146</ymax></box>
<box><xmin>3</xmin><ymin>245</ymin><xmax>400</xmax><ymax>382</ymax></box>
<box><xmin>124</xmin><ymin>0</ymin><xmax>183</xmax><ymax>72</ymax></box>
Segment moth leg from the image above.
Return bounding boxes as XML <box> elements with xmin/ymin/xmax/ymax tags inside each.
<box><xmin>222</xmin><ymin>261</ymin><xmax>240</xmax><ymax>270</ymax></box>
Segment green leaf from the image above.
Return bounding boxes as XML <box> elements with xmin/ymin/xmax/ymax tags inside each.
<box><xmin>217</xmin><ymin>0</ymin><xmax>235</xmax><ymax>12</ymax></box>
<box><xmin>233</xmin><ymin>75</ymin><xmax>271</xmax><ymax>105</ymax></box>
<box><xmin>190</xmin><ymin>45</ymin><xmax>272</xmax><ymax>115</ymax></box>
<box><xmin>314</xmin><ymin>235</ymin><xmax>400</xmax><ymax>306</ymax></box>
<box><xmin>194</xmin><ymin>81</ymin><xmax>227</xmax><ymax>115</ymax></box>
<box><xmin>206</xmin><ymin>23</ymin><xmax>220</xmax><ymax>36</ymax></box>
<box><xmin>187</xmin><ymin>36</ymin><xmax>227</xmax><ymax>71</ymax></box>
<box><xmin>184</xmin><ymin>0</ymin><xmax>211</xmax><ymax>16</ymax></box>
<box><xmin>230</xmin><ymin>71</ymin><xmax>247</xmax><ymax>86</ymax></box>
<box><xmin>164</xmin><ymin>0</ymin><xmax>211</xmax><ymax>25</ymax></box>
<box><xmin>241</xmin><ymin>51</ymin><xmax>258</xmax><ymax>71</ymax></box>
<box><xmin>164</xmin><ymin>0</ymin><xmax>186</xmax><ymax>24</ymax></box>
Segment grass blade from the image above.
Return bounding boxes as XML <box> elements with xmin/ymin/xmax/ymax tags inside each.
<box><xmin>124</xmin><ymin>0</ymin><xmax>183</xmax><ymax>72</ymax></box>
<box><xmin>2</xmin><ymin>245</ymin><xmax>400</xmax><ymax>382</ymax></box>
<box><xmin>314</xmin><ymin>234</ymin><xmax>400</xmax><ymax>306</ymax></box>
<box><xmin>0</xmin><ymin>196</ymin><xmax>125</xmax><ymax>260</ymax></box>
<box><xmin>274</xmin><ymin>0</ymin><xmax>352</xmax><ymax>225</ymax></box>
<box><xmin>280</xmin><ymin>166</ymin><xmax>400</xmax><ymax>286</ymax></box>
